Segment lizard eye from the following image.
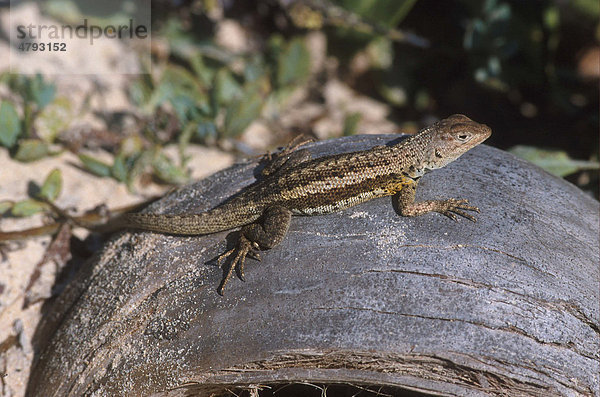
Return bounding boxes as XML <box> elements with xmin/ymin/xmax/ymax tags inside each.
<box><xmin>456</xmin><ymin>132</ymin><xmax>471</xmax><ymax>141</ymax></box>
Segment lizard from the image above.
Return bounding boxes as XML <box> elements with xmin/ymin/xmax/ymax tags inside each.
<box><xmin>124</xmin><ymin>114</ymin><xmax>492</xmax><ymax>294</ymax></box>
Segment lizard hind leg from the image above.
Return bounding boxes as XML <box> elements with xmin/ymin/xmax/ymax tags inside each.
<box><xmin>216</xmin><ymin>205</ymin><xmax>292</xmax><ymax>295</ymax></box>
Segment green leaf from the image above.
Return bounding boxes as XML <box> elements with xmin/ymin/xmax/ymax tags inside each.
<box><xmin>195</xmin><ymin>120</ymin><xmax>218</xmax><ymax>140</ymax></box>
<box><xmin>277</xmin><ymin>38</ymin><xmax>311</xmax><ymax>87</ymax></box>
<box><xmin>223</xmin><ymin>85</ymin><xmax>264</xmax><ymax>137</ymax></box>
<box><xmin>129</xmin><ymin>77</ymin><xmax>153</xmax><ymax>107</ymax></box>
<box><xmin>33</xmin><ymin>82</ymin><xmax>56</xmax><ymax>110</ymax></box>
<box><xmin>27</xmin><ymin>74</ymin><xmax>56</xmax><ymax>110</ymax></box>
<box><xmin>152</xmin><ymin>152</ymin><xmax>189</xmax><ymax>184</ymax></box>
<box><xmin>0</xmin><ymin>200</ymin><xmax>14</xmax><ymax>215</ymax></box>
<box><xmin>214</xmin><ymin>68</ymin><xmax>242</xmax><ymax>104</ymax></box>
<box><xmin>163</xmin><ymin>66</ymin><xmax>202</xmax><ymax>98</ymax></box>
<box><xmin>509</xmin><ymin>145</ymin><xmax>600</xmax><ymax>177</ymax></box>
<box><xmin>0</xmin><ymin>101</ymin><xmax>21</xmax><ymax>148</ymax></box>
<box><xmin>11</xmin><ymin>199</ymin><xmax>47</xmax><ymax>217</ymax></box>
<box><xmin>79</xmin><ymin>153</ymin><xmax>112</xmax><ymax>177</ymax></box>
<box><xmin>178</xmin><ymin>122</ymin><xmax>196</xmax><ymax>160</ymax></box>
<box><xmin>342</xmin><ymin>112</ymin><xmax>362</xmax><ymax>136</ymax></box>
<box><xmin>161</xmin><ymin>19</ymin><xmax>234</xmax><ymax>68</ymax></box>
<box><xmin>244</xmin><ymin>55</ymin><xmax>267</xmax><ymax>82</ymax></box>
<box><xmin>14</xmin><ymin>139</ymin><xmax>53</xmax><ymax>162</ymax></box>
<box><xmin>146</xmin><ymin>65</ymin><xmax>206</xmax><ymax>117</ymax></box>
<box><xmin>189</xmin><ymin>54</ymin><xmax>213</xmax><ymax>86</ymax></box>
<box><xmin>336</xmin><ymin>0</ymin><xmax>418</xmax><ymax>27</ymax></box>
<box><xmin>35</xmin><ymin>97</ymin><xmax>72</xmax><ymax>143</ymax></box>
<box><xmin>127</xmin><ymin>151</ymin><xmax>153</xmax><ymax>191</ymax></box>
<box><xmin>111</xmin><ymin>155</ymin><xmax>129</xmax><ymax>182</ymax></box>
<box><xmin>170</xmin><ymin>94</ymin><xmax>205</xmax><ymax>124</ymax></box>
<box><xmin>39</xmin><ymin>168</ymin><xmax>63</xmax><ymax>202</ymax></box>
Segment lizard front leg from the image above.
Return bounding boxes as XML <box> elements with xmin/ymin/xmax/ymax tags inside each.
<box><xmin>394</xmin><ymin>178</ymin><xmax>480</xmax><ymax>222</ymax></box>
<box><xmin>217</xmin><ymin>205</ymin><xmax>292</xmax><ymax>294</ymax></box>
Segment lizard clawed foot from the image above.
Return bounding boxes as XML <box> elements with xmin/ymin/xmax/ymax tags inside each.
<box><xmin>437</xmin><ymin>198</ymin><xmax>480</xmax><ymax>222</ymax></box>
<box><xmin>216</xmin><ymin>236</ymin><xmax>259</xmax><ymax>295</ymax></box>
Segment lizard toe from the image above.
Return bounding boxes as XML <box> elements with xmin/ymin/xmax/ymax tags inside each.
<box><xmin>450</xmin><ymin>209</ymin><xmax>477</xmax><ymax>222</ymax></box>
<box><xmin>441</xmin><ymin>211</ymin><xmax>459</xmax><ymax>221</ymax></box>
<box><xmin>217</xmin><ymin>237</ymin><xmax>252</xmax><ymax>294</ymax></box>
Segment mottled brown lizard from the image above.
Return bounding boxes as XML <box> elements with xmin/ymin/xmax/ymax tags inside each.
<box><xmin>125</xmin><ymin>114</ymin><xmax>492</xmax><ymax>294</ymax></box>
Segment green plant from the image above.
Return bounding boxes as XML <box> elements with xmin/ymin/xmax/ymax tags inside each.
<box><xmin>78</xmin><ymin>136</ymin><xmax>189</xmax><ymax>190</ymax></box>
<box><xmin>0</xmin><ymin>168</ymin><xmax>63</xmax><ymax>217</ymax></box>
<box><xmin>0</xmin><ymin>73</ymin><xmax>67</xmax><ymax>162</ymax></box>
<box><xmin>508</xmin><ymin>146</ymin><xmax>599</xmax><ymax>177</ymax></box>
<box><xmin>129</xmin><ymin>24</ymin><xmax>312</xmax><ymax>143</ymax></box>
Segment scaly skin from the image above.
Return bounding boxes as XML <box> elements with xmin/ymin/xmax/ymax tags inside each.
<box><xmin>125</xmin><ymin>114</ymin><xmax>492</xmax><ymax>294</ymax></box>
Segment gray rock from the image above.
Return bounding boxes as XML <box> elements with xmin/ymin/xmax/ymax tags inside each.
<box><xmin>28</xmin><ymin>135</ymin><xmax>599</xmax><ymax>396</ymax></box>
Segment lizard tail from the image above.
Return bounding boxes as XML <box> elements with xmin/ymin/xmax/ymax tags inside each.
<box><xmin>124</xmin><ymin>210</ymin><xmax>251</xmax><ymax>235</ymax></box>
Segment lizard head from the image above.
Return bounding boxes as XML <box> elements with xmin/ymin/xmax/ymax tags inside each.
<box><xmin>422</xmin><ymin>114</ymin><xmax>492</xmax><ymax>171</ymax></box>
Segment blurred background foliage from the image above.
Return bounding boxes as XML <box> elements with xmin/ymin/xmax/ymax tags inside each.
<box><xmin>0</xmin><ymin>0</ymin><xmax>598</xmax><ymax>198</ymax></box>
